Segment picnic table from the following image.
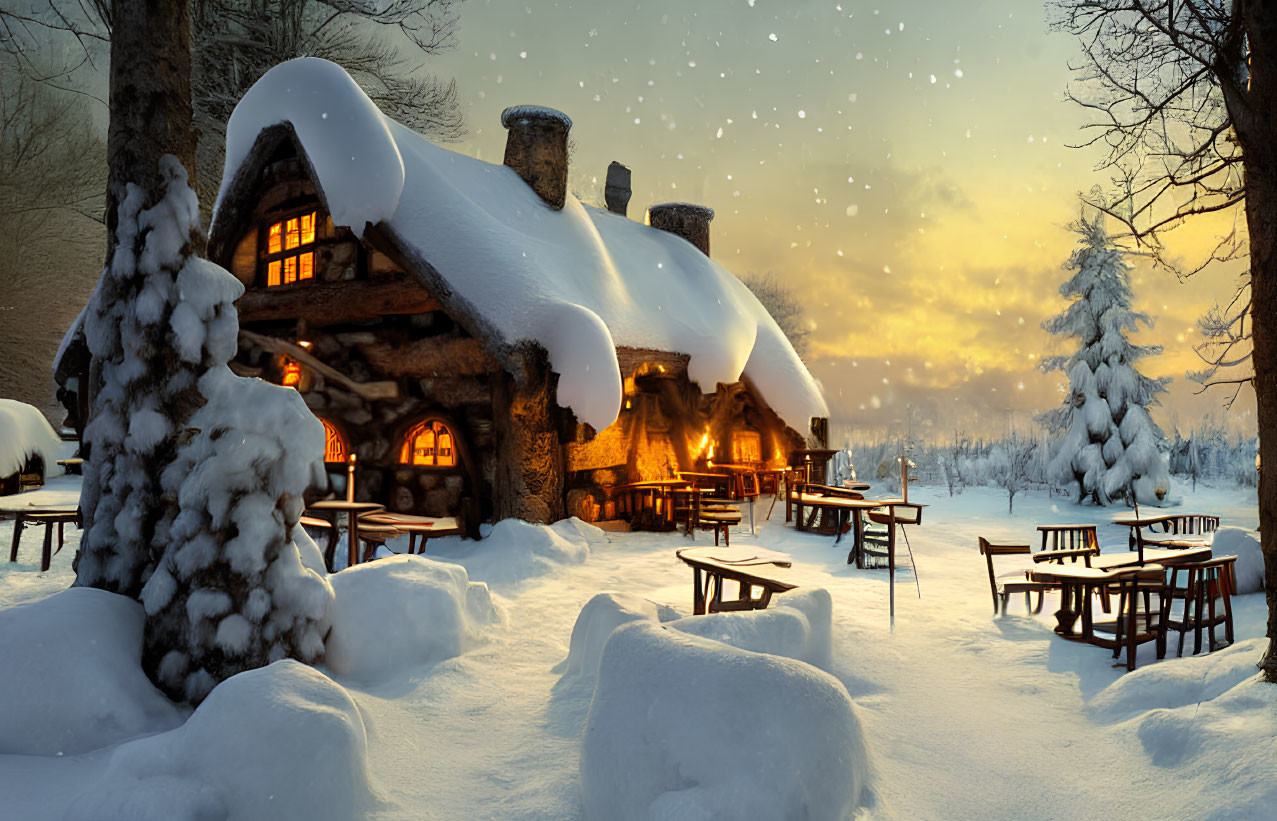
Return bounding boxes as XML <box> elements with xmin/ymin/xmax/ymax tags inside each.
<box><xmin>306</xmin><ymin>500</ymin><xmax>385</xmax><ymax>571</ymax></box>
<box><xmin>676</xmin><ymin>546</ymin><xmax>797</xmax><ymax>614</ymax></box>
<box><xmin>359</xmin><ymin>512</ymin><xmax>464</xmax><ymax>554</ymax></box>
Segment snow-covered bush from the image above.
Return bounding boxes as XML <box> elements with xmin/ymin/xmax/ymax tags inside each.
<box><xmin>581</xmin><ymin>621</ymin><xmax>874</xmax><ymax>821</ymax></box>
<box><xmin>668</xmin><ymin>588</ymin><xmax>833</xmax><ymax>670</ymax></box>
<box><xmin>78</xmin><ymin>156</ymin><xmax>333</xmax><ymax>703</ymax></box>
<box><xmin>554</xmin><ymin>591</ymin><xmax>679</xmax><ymax>684</ymax></box>
<box><xmin>1212</xmin><ymin>527</ymin><xmax>1264</xmax><ymax>594</ymax></box>
<box><xmin>324</xmin><ymin>555</ymin><xmax>500</xmax><ymax>684</ymax></box>
<box><xmin>0</xmin><ymin>588</ymin><xmax>184</xmax><ymax>756</ymax></box>
<box><xmin>63</xmin><ymin>660</ymin><xmax>374</xmax><ymax>821</ymax></box>
<box><xmin>1038</xmin><ymin>211</ymin><xmax>1173</xmax><ymax>506</ymax></box>
<box><xmin>0</xmin><ymin>398</ymin><xmax>63</xmax><ymax>485</ymax></box>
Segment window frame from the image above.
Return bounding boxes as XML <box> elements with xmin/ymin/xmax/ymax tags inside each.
<box><xmin>399</xmin><ymin>419</ymin><xmax>460</xmax><ymax>470</ymax></box>
<box><xmin>258</xmin><ymin>205</ymin><xmax>320</xmax><ymax>289</ymax></box>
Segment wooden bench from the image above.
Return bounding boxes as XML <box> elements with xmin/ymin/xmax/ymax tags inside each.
<box><xmin>676</xmin><ymin>547</ymin><xmax>797</xmax><ymax>615</ymax></box>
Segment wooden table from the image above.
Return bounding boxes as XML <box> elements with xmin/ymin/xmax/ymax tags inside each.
<box><xmin>617</xmin><ymin>480</ymin><xmax>692</xmax><ymax>529</ymax></box>
<box><xmin>1026</xmin><ymin>561</ymin><xmax>1169</xmax><ymax>646</ymax></box>
<box><xmin>360</xmin><ymin>512</ymin><xmax>464</xmax><ymax>554</ymax></box>
<box><xmin>4</xmin><ymin>506</ymin><xmax>79</xmax><ymax>572</ymax></box>
<box><xmin>306</xmin><ymin>500</ymin><xmax>385</xmax><ymax>571</ymax></box>
<box><xmin>56</xmin><ymin>458</ymin><xmax>84</xmax><ymax>476</ymax></box>
<box><xmin>676</xmin><ymin>546</ymin><xmax>797</xmax><ymax>614</ymax></box>
<box><xmin>1090</xmin><ymin>544</ymin><xmax>1212</xmax><ymax>570</ymax></box>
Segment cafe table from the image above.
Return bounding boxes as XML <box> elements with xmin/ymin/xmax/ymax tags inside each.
<box><xmin>307</xmin><ymin>500</ymin><xmax>385</xmax><ymax>570</ymax></box>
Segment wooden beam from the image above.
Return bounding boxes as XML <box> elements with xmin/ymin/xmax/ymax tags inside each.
<box><xmin>235</xmin><ymin>275</ymin><xmax>441</xmax><ymax>327</ymax></box>
<box><xmin>356</xmin><ymin>337</ymin><xmax>501</xmax><ymax>378</ymax></box>
<box><xmin>239</xmin><ymin>329</ymin><xmax>399</xmax><ymax>402</ymax></box>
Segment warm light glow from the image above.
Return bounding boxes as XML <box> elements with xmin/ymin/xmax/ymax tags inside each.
<box><xmin>733</xmin><ymin>431</ymin><xmax>762</xmax><ymax>464</ymax></box>
<box><xmin>320</xmin><ymin>418</ymin><xmax>345</xmax><ymax>462</ymax></box>
<box><xmin>297</xmin><ymin>340</ymin><xmax>312</xmax><ymax>349</ymax></box>
<box><xmin>400</xmin><ymin>419</ymin><xmax>457</xmax><ymax>467</ymax></box>
<box><xmin>263</xmin><ymin>211</ymin><xmax>318</xmax><ymax>288</ymax></box>
<box><xmin>281</xmin><ymin>358</ymin><xmax>301</xmax><ymax>387</ymax></box>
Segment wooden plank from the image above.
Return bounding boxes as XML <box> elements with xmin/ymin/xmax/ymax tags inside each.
<box><xmin>235</xmin><ymin>275</ymin><xmax>441</xmax><ymax>326</ymax></box>
<box><xmin>240</xmin><ymin>330</ymin><xmax>400</xmax><ymax>401</ymax></box>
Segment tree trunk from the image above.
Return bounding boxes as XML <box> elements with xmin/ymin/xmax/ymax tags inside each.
<box><xmin>492</xmin><ymin>347</ymin><xmax>565</xmax><ymax>524</ymax></box>
<box><xmin>105</xmin><ymin>0</ymin><xmax>198</xmax><ymax>257</ymax></box>
<box><xmin>76</xmin><ymin>0</ymin><xmax>198</xmax><ymax>596</ymax></box>
<box><xmin>1239</xmin><ymin>2</ymin><xmax>1277</xmax><ymax>681</ymax></box>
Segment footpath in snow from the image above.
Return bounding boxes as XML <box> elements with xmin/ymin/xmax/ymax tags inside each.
<box><xmin>0</xmin><ymin>484</ymin><xmax>1273</xmax><ymax>820</ymax></box>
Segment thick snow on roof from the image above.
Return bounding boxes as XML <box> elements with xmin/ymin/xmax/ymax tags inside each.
<box><xmin>216</xmin><ymin>58</ymin><xmax>826</xmax><ymax>431</ymax></box>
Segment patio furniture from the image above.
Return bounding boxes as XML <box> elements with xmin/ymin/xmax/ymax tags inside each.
<box><xmin>361</xmin><ymin>512</ymin><xmax>464</xmax><ymax>553</ymax></box>
<box><xmin>357</xmin><ymin>523</ymin><xmax>403</xmax><ymax>563</ymax></box>
<box><xmin>1036</xmin><ymin>523</ymin><xmax>1100</xmax><ymax>554</ymax></box>
<box><xmin>56</xmin><ymin>458</ymin><xmax>84</xmax><ymax>476</ymax></box>
<box><xmin>979</xmin><ymin>537</ymin><xmax>1053</xmax><ymax>615</ymax></box>
<box><xmin>1112</xmin><ymin>513</ymin><xmax>1219</xmax><ymax>551</ymax></box>
<box><xmin>1161</xmin><ymin>555</ymin><xmax>1237</xmax><ymax>657</ymax></box>
<box><xmin>699</xmin><ymin>507</ymin><xmax>741</xmax><ymax>546</ymax></box>
<box><xmin>1091</xmin><ymin>567</ymin><xmax>1169</xmax><ymax>671</ymax></box>
<box><xmin>676</xmin><ymin>546</ymin><xmax>797</xmax><ymax>614</ymax></box>
<box><xmin>306</xmin><ymin>500</ymin><xmax>386</xmax><ymax>571</ymax></box>
<box><xmin>5</xmin><ymin>507</ymin><xmax>80</xmax><ymax>572</ymax></box>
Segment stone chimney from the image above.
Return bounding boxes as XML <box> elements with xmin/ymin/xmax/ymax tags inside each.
<box><xmin>604</xmin><ymin>161</ymin><xmax>632</xmax><ymax>216</ymax></box>
<box><xmin>501</xmin><ymin>105</ymin><xmax>572</xmax><ymax>209</ymax></box>
<box><xmin>647</xmin><ymin>202</ymin><xmax>715</xmax><ymax>256</ymax></box>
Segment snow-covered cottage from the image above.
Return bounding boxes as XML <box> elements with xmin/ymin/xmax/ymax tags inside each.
<box><xmin>201</xmin><ymin>59</ymin><xmax>826</xmax><ymax>529</ymax></box>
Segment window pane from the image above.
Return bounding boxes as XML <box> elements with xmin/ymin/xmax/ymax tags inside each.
<box><xmin>438</xmin><ymin>430</ymin><xmax>455</xmax><ymax>467</ymax></box>
<box><xmin>282</xmin><ymin>359</ymin><xmax>301</xmax><ymax>387</ymax></box>
<box><xmin>267</xmin><ymin>260</ymin><xmax>281</xmax><ymax>287</ymax></box>
<box><xmin>285</xmin><ymin>218</ymin><xmax>300</xmax><ymax>250</ymax></box>
<box><xmin>299</xmin><ymin>252</ymin><xmax>313</xmax><ymax>280</ymax></box>
<box><xmin>323</xmin><ymin>420</ymin><xmax>345</xmax><ymax>462</ymax></box>
<box><xmin>268</xmin><ymin>222</ymin><xmax>282</xmax><ymax>254</ymax></box>
<box><xmin>301</xmin><ymin>212</ymin><xmax>316</xmax><ymax>245</ymax></box>
<box><xmin>413</xmin><ymin>429</ymin><xmax>436</xmax><ymax>465</ymax></box>
<box><xmin>284</xmin><ymin>256</ymin><xmax>297</xmax><ymax>284</ymax></box>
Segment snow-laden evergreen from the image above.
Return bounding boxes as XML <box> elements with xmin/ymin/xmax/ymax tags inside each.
<box><xmin>1037</xmin><ymin>212</ymin><xmax>1173</xmax><ymax>505</ymax></box>
<box><xmin>77</xmin><ymin>157</ymin><xmax>331</xmax><ymax>702</ymax></box>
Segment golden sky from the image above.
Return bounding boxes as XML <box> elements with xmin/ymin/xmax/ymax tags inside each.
<box><xmin>432</xmin><ymin>0</ymin><xmax>1254</xmax><ymax>439</ymax></box>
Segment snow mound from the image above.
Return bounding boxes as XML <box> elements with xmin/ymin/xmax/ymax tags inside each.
<box><xmin>1088</xmin><ymin>637</ymin><xmax>1265</xmax><ymax>724</ymax></box>
<box><xmin>65</xmin><ymin>660</ymin><xmax>373</xmax><ymax>821</ymax></box>
<box><xmin>291</xmin><ymin>522</ymin><xmax>329</xmax><ymax>577</ymax></box>
<box><xmin>668</xmin><ymin>587</ymin><xmax>833</xmax><ymax>670</ymax></box>
<box><xmin>0</xmin><ymin>587</ymin><xmax>184</xmax><ymax>756</ymax></box>
<box><xmin>1211</xmin><ymin>526</ymin><xmax>1264</xmax><ymax>593</ymax></box>
<box><xmin>429</xmin><ymin>517</ymin><xmax>593</xmax><ymax>588</ymax></box>
<box><xmin>555</xmin><ymin>591</ymin><xmax>680</xmax><ymax>682</ymax></box>
<box><xmin>214</xmin><ymin>57</ymin><xmax>404</xmax><ymax>237</ymax></box>
<box><xmin>215</xmin><ymin>58</ymin><xmax>826</xmax><ymax>432</ymax></box>
<box><xmin>0</xmin><ymin>398</ymin><xmax>63</xmax><ymax>480</ymax></box>
<box><xmin>581</xmin><ymin>621</ymin><xmax>874</xmax><ymax>821</ymax></box>
<box><xmin>324</xmin><ymin>555</ymin><xmax>499</xmax><ymax>684</ymax></box>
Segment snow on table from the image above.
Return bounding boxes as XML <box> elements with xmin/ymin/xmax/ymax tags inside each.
<box><xmin>0</xmin><ymin>474</ymin><xmax>82</xmax><ymax>512</ymax></box>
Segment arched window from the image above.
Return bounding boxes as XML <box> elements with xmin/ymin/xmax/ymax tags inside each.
<box><xmin>400</xmin><ymin>419</ymin><xmax>457</xmax><ymax>467</ymax></box>
<box><xmin>320</xmin><ymin>418</ymin><xmax>346</xmax><ymax>463</ymax></box>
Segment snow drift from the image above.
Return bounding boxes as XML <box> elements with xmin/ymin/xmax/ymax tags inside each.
<box><xmin>581</xmin><ymin>620</ymin><xmax>873</xmax><ymax>821</ymax></box>
<box><xmin>554</xmin><ymin>591</ymin><xmax>680</xmax><ymax>683</ymax></box>
<box><xmin>324</xmin><ymin>555</ymin><xmax>500</xmax><ymax>685</ymax></box>
<box><xmin>63</xmin><ymin>660</ymin><xmax>374</xmax><ymax>821</ymax></box>
<box><xmin>0</xmin><ymin>398</ymin><xmax>63</xmax><ymax>480</ymax></box>
<box><xmin>214</xmin><ymin>58</ymin><xmax>827</xmax><ymax>433</ymax></box>
<box><xmin>1210</xmin><ymin>526</ymin><xmax>1264</xmax><ymax>594</ymax></box>
<box><xmin>668</xmin><ymin>587</ymin><xmax>834</xmax><ymax>670</ymax></box>
<box><xmin>0</xmin><ymin>588</ymin><xmax>184</xmax><ymax>756</ymax></box>
<box><xmin>424</xmin><ymin>517</ymin><xmax>599</xmax><ymax>589</ymax></box>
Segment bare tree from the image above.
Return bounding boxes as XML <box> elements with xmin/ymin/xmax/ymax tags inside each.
<box><xmin>1053</xmin><ymin>0</ymin><xmax>1277</xmax><ymax>679</ymax></box>
<box><xmin>740</xmin><ymin>271</ymin><xmax>811</xmax><ymax>357</ymax></box>
<box><xmin>1189</xmin><ymin>276</ymin><xmax>1252</xmax><ymax>407</ymax></box>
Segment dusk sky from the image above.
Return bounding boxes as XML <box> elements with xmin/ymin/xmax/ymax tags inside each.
<box><xmin>428</xmin><ymin>0</ymin><xmax>1253</xmax><ymax>441</ymax></box>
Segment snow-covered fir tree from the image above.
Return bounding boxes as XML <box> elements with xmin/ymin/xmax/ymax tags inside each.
<box><xmin>1037</xmin><ymin>210</ymin><xmax>1172</xmax><ymax>506</ymax></box>
<box><xmin>78</xmin><ymin>157</ymin><xmax>332</xmax><ymax>703</ymax></box>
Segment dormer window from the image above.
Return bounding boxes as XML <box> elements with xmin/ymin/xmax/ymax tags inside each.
<box><xmin>263</xmin><ymin>210</ymin><xmax>317</xmax><ymax>287</ymax></box>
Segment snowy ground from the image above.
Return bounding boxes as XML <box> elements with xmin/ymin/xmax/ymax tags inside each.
<box><xmin>1</xmin><ymin>482</ymin><xmax>1273</xmax><ymax>820</ymax></box>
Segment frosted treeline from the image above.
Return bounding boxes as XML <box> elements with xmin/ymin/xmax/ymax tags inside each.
<box><xmin>78</xmin><ymin>157</ymin><xmax>332</xmax><ymax>703</ymax></box>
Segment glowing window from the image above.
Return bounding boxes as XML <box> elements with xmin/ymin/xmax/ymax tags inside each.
<box><xmin>261</xmin><ymin>210</ymin><xmax>318</xmax><ymax>287</ymax></box>
<box><xmin>733</xmin><ymin>431</ymin><xmax>762</xmax><ymax>464</ymax></box>
<box><xmin>320</xmin><ymin>418</ymin><xmax>346</xmax><ymax>463</ymax></box>
<box><xmin>400</xmin><ymin>420</ymin><xmax>457</xmax><ymax>468</ymax></box>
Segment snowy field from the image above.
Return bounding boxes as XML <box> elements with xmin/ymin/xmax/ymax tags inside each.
<box><xmin>1</xmin><ymin>482</ymin><xmax>1273</xmax><ymax>820</ymax></box>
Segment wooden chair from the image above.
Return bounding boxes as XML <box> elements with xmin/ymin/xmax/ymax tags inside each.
<box><xmin>1037</xmin><ymin>524</ymin><xmax>1099</xmax><ymax>554</ymax></box>
<box><xmin>1090</xmin><ymin>567</ymin><xmax>1168</xmax><ymax>671</ymax></box>
<box><xmin>1140</xmin><ymin>514</ymin><xmax>1220</xmax><ymax>549</ymax></box>
<box><xmin>979</xmin><ymin>537</ymin><xmax>1054</xmax><ymax>615</ymax></box>
<box><xmin>698</xmin><ymin>505</ymin><xmax>741</xmax><ymax>546</ymax></box>
<box><xmin>1161</xmin><ymin>556</ymin><xmax>1236</xmax><ymax>657</ymax></box>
